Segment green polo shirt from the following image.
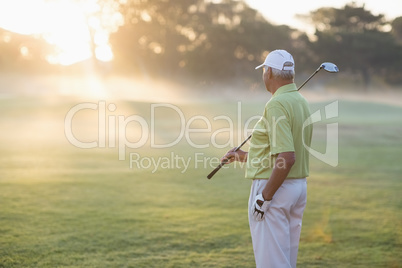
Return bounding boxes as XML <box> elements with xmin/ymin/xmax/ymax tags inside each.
<box><xmin>245</xmin><ymin>83</ymin><xmax>312</xmax><ymax>179</ymax></box>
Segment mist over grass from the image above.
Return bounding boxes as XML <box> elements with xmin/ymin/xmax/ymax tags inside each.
<box><xmin>1</xmin><ymin>71</ymin><xmax>402</xmax><ymax>107</ymax></box>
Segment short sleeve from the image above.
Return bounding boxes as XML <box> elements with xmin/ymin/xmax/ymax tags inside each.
<box><xmin>266</xmin><ymin>105</ymin><xmax>295</xmax><ymax>155</ymax></box>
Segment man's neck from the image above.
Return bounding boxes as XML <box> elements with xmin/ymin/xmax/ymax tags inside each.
<box><xmin>269</xmin><ymin>80</ymin><xmax>293</xmax><ymax>95</ymax></box>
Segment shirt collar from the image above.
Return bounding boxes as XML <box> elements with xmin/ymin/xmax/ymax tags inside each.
<box><xmin>272</xmin><ymin>83</ymin><xmax>297</xmax><ymax>98</ymax></box>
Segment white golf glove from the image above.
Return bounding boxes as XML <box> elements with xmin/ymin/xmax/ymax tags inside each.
<box><xmin>252</xmin><ymin>194</ymin><xmax>271</xmax><ymax>221</ymax></box>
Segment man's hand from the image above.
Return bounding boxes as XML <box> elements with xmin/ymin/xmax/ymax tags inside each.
<box><xmin>252</xmin><ymin>194</ymin><xmax>272</xmax><ymax>221</ymax></box>
<box><xmin>220</xmin><ymin>148</ymin><xmax>248</xmax><ymax>164</ymax></box>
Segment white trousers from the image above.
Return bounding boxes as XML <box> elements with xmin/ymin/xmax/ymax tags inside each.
<box><xmin>248</xmin><ymin>179</ymin><xmax>307</xmax><ymax>268</ymax></box>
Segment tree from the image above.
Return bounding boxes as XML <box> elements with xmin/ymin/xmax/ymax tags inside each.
<box><xmin>109</xmin><ymin>0</ymin><xmax>308</xmax><ymax>84</ymax></box>
<box><xmin>0</xmin><ymin>29</ymin><xmax>53</xmax><ymax>72</ymax></box>
<box><xmin>307</xmin><ymin>2</ymin><xmax>401</xmax><ymax>88</ymax></box>
<box><xmin>391</xmin><ymin>16</ymin><xmax>402</xmax><ymax>44</ymax></box>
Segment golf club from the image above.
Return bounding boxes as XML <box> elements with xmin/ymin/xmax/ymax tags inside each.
<box><xmin>207</xmin><ymin>62</ymin><xmax>339</xmax><ymax>179</ymax></box>
<box><xmin>298</xmin><ymin>62</ymin><xmax>339</xmax><ymax>91</ymax></box>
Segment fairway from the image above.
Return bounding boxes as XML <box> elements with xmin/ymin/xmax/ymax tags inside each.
<box><xmin>1</xmin><ymin>96</ymin><xmax>401</xmax><ymax>267</ymax></box>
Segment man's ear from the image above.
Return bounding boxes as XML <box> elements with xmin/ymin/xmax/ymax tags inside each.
<box><xmin>267</xmin><ymin>67</ymin><xmax>272</xmax><ymax>79</ymax></box>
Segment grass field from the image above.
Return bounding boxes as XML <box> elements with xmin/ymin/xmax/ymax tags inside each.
<box><xmin>1</xmin><ymin>95</ymin><xmax>401</xmax><ymax>267</ymax></box>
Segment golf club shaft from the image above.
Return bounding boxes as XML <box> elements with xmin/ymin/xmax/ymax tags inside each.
<box><xmin>207</xmin><ymin>63</ymin><xmax>326</xmax><ymax>179</ymax></box>
<box><xmin>297</xmin><ymin>65</ymin><xmax>322</xmax><ymax>91</ymax></box>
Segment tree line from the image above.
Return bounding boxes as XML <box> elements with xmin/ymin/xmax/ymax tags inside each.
<box><xmin>1</xmin><ymin>1</ymin><xmax>402</xmax><ymax>88</ymax></box>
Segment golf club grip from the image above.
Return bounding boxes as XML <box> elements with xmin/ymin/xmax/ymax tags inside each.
<box><xmin>207</xmin><ymin>160</ymin><xmax>227</xmax><ymax>179</ymax></box>
<box><xmin>207</xmin><ymin>135</ymin><xmax>252</xmax><ymax>179</ymax></box>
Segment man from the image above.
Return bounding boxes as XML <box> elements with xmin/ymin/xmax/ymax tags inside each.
<box><xmin>222</xmin><ymin>49</ymin><xmax>312</xmax><ymax>268</ymax></box>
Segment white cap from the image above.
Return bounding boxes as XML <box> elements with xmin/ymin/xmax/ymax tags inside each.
<box><xmin>255</xmin><ymin>49</ymin><xmax>295</xmax><ymax>71</ymax></box>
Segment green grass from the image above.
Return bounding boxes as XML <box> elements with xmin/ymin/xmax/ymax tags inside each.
<box><xmin>0</xmin><ymin>97</ymin><xmax>401</xmax><ymax>267</ymax></box>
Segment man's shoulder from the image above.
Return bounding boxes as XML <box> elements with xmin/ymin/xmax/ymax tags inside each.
<box><xmin>265</xmin><ymin>98</ymin><xmax>283</xmax><ymax>112</ymax></box>
<box><xmin>266</xmin><ymin>92</ymin><xmax>297</xmax><ymax>109</ymax></box>
<box><xmin>273</xmin><ymin>91</ymin><xmax>308</xmax><ymax>105</ymax></box>
<box><xmin>264</xmin><ymin>92</ymin><xmax>310</xmax><ymax>118</ymax></box>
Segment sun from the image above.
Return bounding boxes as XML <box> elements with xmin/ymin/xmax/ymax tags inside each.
<box><xmin>0</xmin><ymin>0</ymin><xmax>121</xmax><ymax>65</ymax></box>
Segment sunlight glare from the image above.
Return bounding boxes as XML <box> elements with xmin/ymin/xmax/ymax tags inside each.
<box><xmin>43</xmin><ymin>1</ymin><xmax>92</xmax><ymax>65</ymax></box>
<box><xmin>0</xmin><ymin>0</ymin><xmax>46</xmax><ymax>35</ymax></box>
<box><xmin>0</xmin><ymin>0</ymin><xmax>119</xmax><ymax>65</ymax></box>
<box><xmin>96</xmin><ymin>45</ymin><xmax>114</xmax><ymax>62</ymax></box>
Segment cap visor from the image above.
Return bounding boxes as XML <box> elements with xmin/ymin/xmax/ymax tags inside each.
<box><xmin>255</xmin><ymin>64</ymin><xmax>264</xmax><ymax>70</ymax></box>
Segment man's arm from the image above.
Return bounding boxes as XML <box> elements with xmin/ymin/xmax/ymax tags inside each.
<box><xmin>262</xmin><ymin>151</ymin><xmax>295</xmax><ymax>201</ymax></box>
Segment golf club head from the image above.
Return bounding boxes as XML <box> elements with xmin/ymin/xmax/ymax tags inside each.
<box><xmin>321</xmin><ymin>62</ymin><xmax>339</xmax><ymax>73</ymax></box>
